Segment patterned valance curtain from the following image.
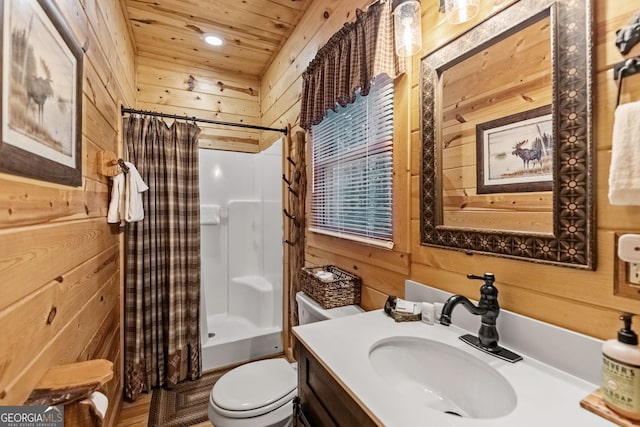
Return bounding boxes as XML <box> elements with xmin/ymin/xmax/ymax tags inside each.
<box><xmin>300</xmin><ymin>0</ymin><xmax>404</xmax><ymax>130</ymax></box>
<box><xmin>123</xmin><ymin>116</ymin><xmax>202</xmax><ymax>401</ymax></box>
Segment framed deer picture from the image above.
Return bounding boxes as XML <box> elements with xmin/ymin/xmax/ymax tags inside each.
<box><xmin>0</xmin><ymin>0</ymin><xmax>83</xmax><ymax>186</ymax></box>
<box><xmin>475</xmin><ymin>105</ymin><xmax>553</xmax><ymax>195</ymax></box>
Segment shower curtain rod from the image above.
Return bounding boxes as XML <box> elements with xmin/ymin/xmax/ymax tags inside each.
<box><xmin>121</xmin><ymin>107</ymin><xmax>288</xmax><ymax>135</ymax></box>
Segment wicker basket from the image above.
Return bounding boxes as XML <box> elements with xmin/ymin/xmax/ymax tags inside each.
<box><xmin>300</xmin><ymin>265</ymin><xmax>362</xmax><ymax>309</ymax></box>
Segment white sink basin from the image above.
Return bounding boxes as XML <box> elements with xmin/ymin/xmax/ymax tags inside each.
<box><xmin>368</xmin><ymin>336</ymin><xmax>517</xmax><ymax>419</ymax></box>
<box><xmin>294</xmin><ymin>286</ymin><xmax>611</xmax><ymax>426</ymax></box>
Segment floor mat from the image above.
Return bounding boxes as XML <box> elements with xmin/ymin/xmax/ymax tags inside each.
<box><xmin>148</xmin><ymin>369</ymin><xmax>227</xmax><ymax>427</ymax></box>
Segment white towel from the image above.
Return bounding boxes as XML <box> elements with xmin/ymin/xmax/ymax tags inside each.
<box><xmin>609</xmin><ymin>101</ymin><xmax>640</xmax><ymax>205</ymax></box>
<box><xmin>200</xmin><ymin>204</ymin><xmax>221</xmax><ymax>225</ymax></box>
<box><xmin>107</xmin><ymin>173</ymin><xmax>125</xmax><ymax>224</ymax></box>
<box><xmin>124</xmin><ymin>162</ymin><xmax>149</xmax><ymax>222</ymax></box>
<box><xmin>106</xmin><ymin>161</ymin><xmax>149</xmax><ymax>224</ymax></box>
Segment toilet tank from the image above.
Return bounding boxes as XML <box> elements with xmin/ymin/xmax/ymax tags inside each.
<box><xmin>296</xmin><ymin>291</ymin><xmax>364</xmax><ymax>325</ymax></box>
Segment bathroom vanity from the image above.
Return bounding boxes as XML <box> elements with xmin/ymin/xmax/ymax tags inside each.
<box><xmin>292</xmin><ymin>281</ymin><xmax>613</xmax><ymax>427</ymax></box>
<box><xmin>295</xmin><ymin>342</ymin><xmax>378</xmax><ymax>426</ymax></box>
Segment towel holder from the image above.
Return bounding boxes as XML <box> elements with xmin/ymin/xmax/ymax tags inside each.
<box><xmin>116</xmin><ymin>158</ymin><xmax>129</xmax><ymax>173</ymax></box>
<box><xmin>97</xmin><ymin>151</ymin><xmax>129</xmax><ymax>176</ymax></box>
<box><xmin>613</xmin><ymin>57</ymin><xmax>640</xmax><ymax>107</ymax></box>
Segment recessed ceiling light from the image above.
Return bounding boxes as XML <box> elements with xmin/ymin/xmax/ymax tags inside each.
<box><xmin>203</xmin><ymin>33</ymin><xmax>224</xmax><ymax>46</ymax></box>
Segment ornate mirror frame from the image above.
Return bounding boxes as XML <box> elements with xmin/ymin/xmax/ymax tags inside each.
<box><xmin>420</xmin><ymin>0</ymin><xmax>595</xmax><ymax>269</ymax></box>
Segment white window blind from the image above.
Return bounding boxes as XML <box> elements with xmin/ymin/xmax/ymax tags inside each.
<box><xmin>310</xmin><ymin>74</ymin><xmax>394</xmax><ymax>248</ymax></box>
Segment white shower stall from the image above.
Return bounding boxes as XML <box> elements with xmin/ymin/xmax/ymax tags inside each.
<box><xmin>199</xmin><ymin>141</ymin><xmax>283</xmax><ymax>372</ymax></box>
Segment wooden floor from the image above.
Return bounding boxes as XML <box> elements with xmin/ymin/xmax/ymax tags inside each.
<box><xmin>115</xmin><ymin>392</ymin><xmax>211</xmax><ymax>427</ymax></box>
<box><xmin>115</xmin><ymin>393</ymin><xmax>152</xmax><ymax>427</ymax></box>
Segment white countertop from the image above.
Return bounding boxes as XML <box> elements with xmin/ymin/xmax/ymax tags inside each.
<box><xmin>293</xmin><ymin>309</ymin><xmax>613</xmax><ymax>426</ymax></box>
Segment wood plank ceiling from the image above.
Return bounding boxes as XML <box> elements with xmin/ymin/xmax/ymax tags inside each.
<box><xmin>123</xmin><ymin>0</ymin><xmax>312</xmax><ymax>78</ymax></box>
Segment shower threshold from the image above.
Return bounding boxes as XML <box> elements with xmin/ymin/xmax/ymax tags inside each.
<box><xmin>202</xmin><ymin>313</ymin><xmax>282</xmax><ymax>371</ymax></box>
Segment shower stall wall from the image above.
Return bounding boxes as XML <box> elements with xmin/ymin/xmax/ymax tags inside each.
<box><xmin>199</xmin><ymin>141</ymin><xmax>283</xmax><ymax>372</ymax></box>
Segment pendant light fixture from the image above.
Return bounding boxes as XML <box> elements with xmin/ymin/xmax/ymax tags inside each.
<box><xmin>392</xmin><ymin>0</ymin><xmax>422</xmax><ymax>57</ymax></box>
<box><xmin>441</xmin><ymin>0</ymin><xmax>479</xmax><ymax>25</ymax></box>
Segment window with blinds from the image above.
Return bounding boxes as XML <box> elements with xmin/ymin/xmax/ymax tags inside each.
<box><xmin>310</xmin><ymin>74</ymin><xmax>394</xmax><ymax>248</ymax></box>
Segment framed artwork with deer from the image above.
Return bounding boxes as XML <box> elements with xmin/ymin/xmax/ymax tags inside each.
<box><xmin>0</xmin><ymin>0</ymin><xmax>83</xmax><ymax>187</ymax></box>
<box><xmin>475</xmin><ymin>105</ymin><xmax>553</xmax><ymax>195</ymax></box>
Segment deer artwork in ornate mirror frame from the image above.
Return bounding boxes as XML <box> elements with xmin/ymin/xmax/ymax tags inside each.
<box><xmin>420</xmin><ymin>0</ymin><xmax>595</xmax><ymax>269</ymax></box>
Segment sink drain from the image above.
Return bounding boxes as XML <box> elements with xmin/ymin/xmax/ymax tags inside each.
<box><xmin>444</xmin><ymin>411</ymin><xmax>463</xmax><ymax>417</ymax></box>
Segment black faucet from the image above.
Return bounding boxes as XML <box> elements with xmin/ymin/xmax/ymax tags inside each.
<box><xmin>439</xmin><ymin>273</ymin><xmax>522</xmax><ymax>363</ymax></box>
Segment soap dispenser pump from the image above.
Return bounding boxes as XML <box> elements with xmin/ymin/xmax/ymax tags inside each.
<box><xmin>602</xmin><ymin>312</ymin><xmax>640</xmax><ymax>420</ymax></box>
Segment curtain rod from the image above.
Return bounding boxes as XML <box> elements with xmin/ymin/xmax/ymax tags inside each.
<box><xmin>121</xmin><ymin>107</ymin><xmax>288</xmax><ymax>136</ymax></box>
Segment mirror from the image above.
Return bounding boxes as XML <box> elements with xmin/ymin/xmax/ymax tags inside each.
<box><xmin>441</xmin><ymin>12</ymin><xmax>553</xmax><ymax>234</ymax></box>
<box><xmin>420</xmin><ymin>0</ymin><xmax>595</xmax><ymax>269</ymax></box>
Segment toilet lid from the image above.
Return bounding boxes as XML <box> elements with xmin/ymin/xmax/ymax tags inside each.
<box><xmin>212</xmin><ymin>358</ymin><xmax>296</xmax><ymax>411</ymax></box>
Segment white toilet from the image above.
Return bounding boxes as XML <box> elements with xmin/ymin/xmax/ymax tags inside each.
<box><xmin>208</xmin><ymin>291</ymin><xmax>364</xmax><ymax>426</ymax></box>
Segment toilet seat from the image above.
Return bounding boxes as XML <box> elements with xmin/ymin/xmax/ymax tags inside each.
<box><xmin>210</xmin><ymin>358</ymin><xmax>297</xmax><ymax>419</ymax></box>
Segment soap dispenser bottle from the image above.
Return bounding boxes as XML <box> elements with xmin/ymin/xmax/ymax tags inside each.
<box><xmin>602</xmin><ymin>312</ymin><xmax>640</xmax><ymax>420</ymax></box>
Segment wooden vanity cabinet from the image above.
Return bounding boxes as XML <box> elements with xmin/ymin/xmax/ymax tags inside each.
<box><xmin>294</xmin><ymin>340</ymin><xmax>378</xmax><ymax>427</ymax></box>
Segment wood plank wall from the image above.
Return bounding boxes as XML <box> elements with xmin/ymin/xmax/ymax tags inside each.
<box><xmin>260</xmin><ymin>0</ymin><xmax>640</xmax><ymax>347</ymax></box>
<box><xmin>260</xmin><ymin>0</ymin><xmax>411</xmax><ymax>316</ymax></box>
<box><xmin>135</xmin><ymin>56</ymin><xmax>262</xmax><ymax>153</ymax></box>
<box><xmin>0</xmin><ymin>0</ymin><xmax>135</xmax><ymax>425</ymax></box>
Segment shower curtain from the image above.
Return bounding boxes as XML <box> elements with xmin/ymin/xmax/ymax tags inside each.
<box><xmin>123</xmin><ymin>116</ymin><xmax>202</xmax><ymax>401</ymax></box>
